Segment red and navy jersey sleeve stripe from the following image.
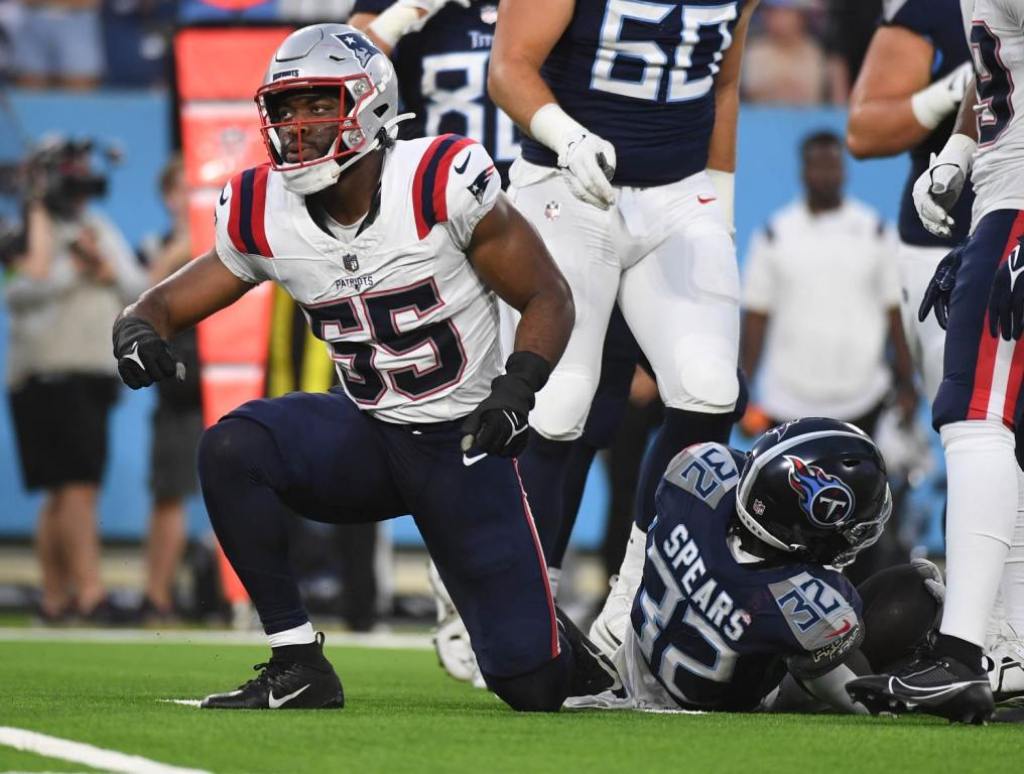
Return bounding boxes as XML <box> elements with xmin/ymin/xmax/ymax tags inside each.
<box><xmin>412</xmin><ymin>134</ymin><xmax>476</xmax><ymax>239</ymax></box>
<box><xmin>226</xmin><ymin>164</ymin><xmax>273</xmax><ymax>258</ymax></box>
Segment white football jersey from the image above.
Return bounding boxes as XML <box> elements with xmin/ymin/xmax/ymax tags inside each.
<box><xmin>963</xmin><ymin>0</ymin><xmax>1024</xmax><ymax>221</ymax></box>
<box><xmin>214</xmin><ymin>135</ymin><xmax>503</xmax><ymax>424</ymax></box>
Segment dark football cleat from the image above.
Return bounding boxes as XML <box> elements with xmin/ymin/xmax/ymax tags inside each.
<box><xmin>556</xmin><ymin>607</ymin><xmax>625</xmax><ymax>700</ymax></box>
<box><xmin>846</xmin><ymin>650</ymin><xmax>994</xmax><ymax>724</ymax></box>
<box><xmin>201</xmin><ymin>632</ymin><xmax>344</xmax><ymax>710</ymax></box>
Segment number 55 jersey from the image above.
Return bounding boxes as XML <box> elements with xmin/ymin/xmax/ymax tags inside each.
<box><xmin>214</xmin><ymin>135</ymin><xmax>503</xmax><ymax>424</ymax></box>
<box><xmin>579</xmin><ymin>442</ymin><xmax>864</xmax><ymax>712</ymax></box>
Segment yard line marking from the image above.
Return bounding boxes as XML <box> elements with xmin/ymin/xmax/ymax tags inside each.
<box><xmin>0</xmin><ymin>628</ymin><xmax>432</xmax><ymax>650</ymax></box>
<box><xmin>158</xmin><ymin>699</ymin><xmax>203</xmax><ymax>707</ymax></box>
<box><xmin>0</xmin><ymin>728</ymin><xmax>211</xmax><ymax>774</ymax></box>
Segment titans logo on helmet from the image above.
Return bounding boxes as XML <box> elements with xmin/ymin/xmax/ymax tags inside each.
<box><xmin>784</xmin><ymin>456</ymin><xmax>856</xmax><ymax>527</ymax></box>
<box><xmin>334</xmin><ymin>33</ymin><xmax>380</xmax><ymax>68</ymax></box>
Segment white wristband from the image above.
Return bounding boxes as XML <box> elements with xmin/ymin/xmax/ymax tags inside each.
<box><xmin>368</xmin><ymin>4</ymin><xmax>421</xmax><ymax>48</ymax></box>
<box><xmin>707</xmin><ymin>169</ymin><xmax>735</xmax><ymax>234</ymax></box>
<box><xmin>911</xmin><ymin>82</ymin><xmax>958</xmax><ymax>131</ymax></box>
<box><xmin>528</xmin><ymin>103</ymin><xmax>585</xmax><ymax>158</ymax></box>
<box><xmin>935</xmin><ymin>132</ymin><xmax>978</xmax><ymax>173</ymax></box>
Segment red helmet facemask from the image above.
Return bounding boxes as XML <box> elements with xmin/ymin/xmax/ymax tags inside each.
<box><xmin>255</xmin><ymin>75</ymin><xmax>376</xmax><ymax>172</ymax></box>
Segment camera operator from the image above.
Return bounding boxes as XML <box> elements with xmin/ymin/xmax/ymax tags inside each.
<box><xmin>4</xmin><ymin>137</ymin><xmax>146</xmax><ymax>623</ymax></box>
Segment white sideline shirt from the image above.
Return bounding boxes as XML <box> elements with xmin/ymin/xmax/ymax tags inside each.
<box><xmin>743</xmin><ymin>198</ymin><xmax>901</xmax><ymax>421</ymax></box>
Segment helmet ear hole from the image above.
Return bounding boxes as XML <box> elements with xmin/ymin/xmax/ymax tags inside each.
<box><xmin>373</xmin><ymin>104</ymin><xmax>389</xmax><ymax>118</ymax></box>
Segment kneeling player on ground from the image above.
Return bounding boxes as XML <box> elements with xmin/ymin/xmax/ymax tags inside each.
<box><xmin>562</xmin><ymin>418</ymin><xmax>943</xmax><ymax>714</ymax></box>
<box><xmin>112</xmin><ymin>24</ymin><xmax>576</xmax><ymax>712</ymax></box>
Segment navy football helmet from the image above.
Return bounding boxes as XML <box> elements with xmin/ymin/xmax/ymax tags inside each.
<box><xmin>734</xmin><ymin>418</ymin><xmax>891</xmax><ymax>568</ymax></box>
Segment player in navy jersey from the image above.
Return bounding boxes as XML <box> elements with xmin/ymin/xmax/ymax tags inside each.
<box><xmin>847</xmin><ymin>0</ymin><xmax>974</xmax><ymax>406</ymax></box>
<box><xmin>489</xmin><ymin>0</ymin><xmax>758</xmax><ymax>656</ymax></box>
<box><xmin>351</xmin><ymin>0</ymin><xmax>519</xmax><ymax>185</ymax></box>
<box><xmin>561</xmin><ymin>418</ymin><xmax>945</xmax><ymax>713</ymax></box>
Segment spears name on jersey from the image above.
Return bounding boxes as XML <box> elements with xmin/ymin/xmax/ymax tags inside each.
<box><xmin>631</xmin><ymin>442</ymin><xmax>862</xmax><ymax>711</ymax></box>
<box><xmin>215</xmin><ymin>134</ymin><xmax>503</xmax><ymax>424</ymax></box>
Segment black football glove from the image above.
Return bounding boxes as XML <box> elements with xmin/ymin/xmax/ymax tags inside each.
<box><xmin>112</xmin><ymin>315</ymin><xmax>183</xmax><ymax>389</ymax></box>
<box><xmin>988</xmin><ymin>238</ymin><xmax>1024</xmax><ymax>341</ymax></box>
<box><xmin>459</xmin><ymin>351</ymin><xmax>551</xmax><ymax>458</ymax></box>
<box><xmin>918</xmin><ymin>245</ymin><xmax>964</xmax><ymax>330</ymax></box>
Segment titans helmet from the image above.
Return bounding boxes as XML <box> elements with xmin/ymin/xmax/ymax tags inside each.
<box><xmin>255</xmin><ymin>24</ymin><xmax>407</xmax><ymax>195</ymax></box>
<box><xmin>735</xmin><ymin>418</ymin><xmax>892</xmax><ymax>568</ymax></box>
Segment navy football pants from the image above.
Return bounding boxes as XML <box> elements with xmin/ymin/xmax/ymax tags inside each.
<box><xmin>933</xmin><ymin>209</ymin><xmax>1024</xmax><ymax>432</ymax></box>
<box><xmin>198</xmin><ymin>388</ymin><xmax>560</xmax><ymax>679</ymax></box>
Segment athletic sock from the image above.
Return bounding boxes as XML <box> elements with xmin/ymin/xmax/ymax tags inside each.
<box><xmin>938</xmin><ymin>420</ymin><xmax>1018</xmax><ymax>649</ymax></box>
<box><xmin>1000</xmin><ymin>467</ymin><xmax>1024</xmax><ymax>635</ymax></box>
<box><xmin>268</xmin><ymin>622</ymin><xmax>316</xmax><ymax>650</ymax></box>
<box><xmin>516</xmin><ymin>431</ymin><xmax>576</xmax><ymax>564</ymax></box>
<box><xmin>634</xmin><ymin>408</ymin><xmax>733</xmax><ymax>531</ymax></box>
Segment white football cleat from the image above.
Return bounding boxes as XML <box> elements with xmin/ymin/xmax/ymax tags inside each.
<box><xmin>987</xmin><ymin>623</ymin><xmax>1024</xmax><ymax>707</ymax></box>
<box><xmin>589</xmin><ymin>523</ymin><xmax>646</xmax><ymax>656</ymax></box>
<box><xmin>427</xmin><ymin>560</ymin><xmax>482</xmax><ymax>685</ymax></box>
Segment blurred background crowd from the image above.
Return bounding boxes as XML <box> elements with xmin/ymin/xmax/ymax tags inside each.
<box><xmin>0</xmin><ymin>0</ymin><xmax>944</xmax><ymax>631</ymax></box>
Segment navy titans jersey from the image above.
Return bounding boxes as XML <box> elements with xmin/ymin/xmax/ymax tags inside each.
<box><xmin>520</xmin><ymin>0</ymin><xmax>749</xmax><ymax>187</ymax></box>
<box><xmin>883</xmin><ymin>0</ymin><xmax>974</xmax><ymax>247</ymax></box>
<box><xmin>631</xmin><ymin>443</ymin><xmax>863</xmax><ymax>711</ymax></box>
<box><xmin>353</xmin><ymin>0</ymin><xmax>518</xmax><ymax>185</ymax></box>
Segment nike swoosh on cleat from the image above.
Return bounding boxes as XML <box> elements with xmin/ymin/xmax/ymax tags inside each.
<box><xmin>454</xmin><ymin>153</ymin><xmax>471</xmax><ymax>175</ymax></box>
<box><xmin>463</xmin><ymin>452</ymin><xmax>487</xmax><ymax>467</ymax></box>
<box><xmin>268</xmin><ymin>684</ymin><xmax>310</xmax><ymax>708</ymax></box>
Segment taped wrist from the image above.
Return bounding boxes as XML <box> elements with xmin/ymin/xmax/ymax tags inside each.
<box><xmin>529</xmin><ymin>103</ymin><xmax>586</xmax><ymax>160</ymax></box>
<box><xmin>368</xmin><ymin>4</ymin><xmax>422</xmax><ymax>48</ymax></box>
<box><xmin>911</xmin><ymin>77</ymin><xmax>962</xmax><ymax>130</ymax></box>
<box><xmin>934</xmin><ymin>133</ymin><xmax>978</xmax><ymax>174</ymax></box>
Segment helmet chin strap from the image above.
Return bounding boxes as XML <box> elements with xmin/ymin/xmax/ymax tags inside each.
<box><xmin>279</xmin><ymin>112</ymin><xmax>416</xmax><ymax>196</ymax></box>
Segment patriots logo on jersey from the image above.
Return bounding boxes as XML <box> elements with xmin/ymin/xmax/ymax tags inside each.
<box><xmin>334</xmin><ymin>33</ymin><xmax>381</xmax><ymax>68</ymax></box>
<box><xmin>467</xmin><ymin>165</ymin><xmax>495</xmax><ymax>205</ymax></box>
<box><xmin>784</xmin><ymin>456</ymin><xmax>856</xmax><ymax>527</ymax></box>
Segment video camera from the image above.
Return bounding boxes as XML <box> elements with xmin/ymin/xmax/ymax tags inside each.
<box><xmin>25</xmin><ymin>137</ymin><xmax>120</xmax><ymax>219</ymax></box>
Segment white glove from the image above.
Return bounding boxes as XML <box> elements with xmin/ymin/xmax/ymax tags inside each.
<box><xmin>369</xmin><ymin>0</ymin><xmax>469</xmax><ymax>47</ymax></box>
<box><xmin>529</xmin><ymin>103</ymin><xmax>617</xmax><ymax>210</ymax></box>
<box><xmin>912</xmin><ymin>133</ymin><xmax>976</xmax><ymax>238</ymax></box>
<box><xmin>911</xmin><ymin>61</ymin><xmax>975</xmax><ymax>130</ymax></box>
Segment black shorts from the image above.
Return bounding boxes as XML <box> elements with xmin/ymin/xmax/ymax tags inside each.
<box><xmin>8</xmin><ymin>373</ymin><xmax>119</xmax><ymax>491</ymax></box>
<box><xmin>150</xmin><ymin>404</ymin><xmax>203</xmax><ymax>502</ymax></box>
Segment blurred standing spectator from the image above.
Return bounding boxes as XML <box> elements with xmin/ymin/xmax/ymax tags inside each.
<box><xmin>0</xmin><ymin>0</ymin><xmax>23</xmax><ymax>83</ymax></box>
<box><xmin>824</xmin><ymin>0</ymin><xmax>883</xmax><ymax>103</ymax></box>
<box><xmin>4</xmin><ymin>138</ymin><xmax>146</xmax><ymax>621</ymax></box>
<box><xmin>136</xmin><ymin>156</ymin><xmax>202</xmax><ymax>622</ymax></box>
<box><xmin>740</xmin><ymin>130</ymin><xmax>916</xmax><ymax>436</ymax></box>
<box><xmin>738</xmin><ymin>130</ymin><xmax>917</xmax><ymax>580</ymax></box>
<box><xmin>101</xmin><ymin>0</ymin><xmax>176</xmax><ymax>89</ymax></box>
<box><xmin>12</xmin><ymin>0</ymin><xmax>104</xmax><ymax>90</ymax></box>
<box><xmin>742</xmin><ymin>0</ymin><xmax>829</xmax><ymax>105</ymax></box>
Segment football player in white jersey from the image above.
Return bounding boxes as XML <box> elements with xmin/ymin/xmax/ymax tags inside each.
<box><xmin>488</xmin><ymin>0</ymin><xmax>759</xmax><ymax>660</ymax></box>
<box><xmin>847</xmin><ymin>0</ymin><xmax>1024</xmax><ymax>723</ymax></box>
<box><xmin>111</xmin><ymin>24</ymin><xmax>584</xmax><ymax>712</ymax></box>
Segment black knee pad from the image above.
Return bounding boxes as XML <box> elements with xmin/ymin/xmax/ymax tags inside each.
<box><xmin>482</xmin><ymin>649</ymin><xmax>572</xmax><ymax>713</ymax></box>
<box><xmin>857</xmin><ymin>563</ymin><xmax>942</xmax><ymax>672</ymax></box>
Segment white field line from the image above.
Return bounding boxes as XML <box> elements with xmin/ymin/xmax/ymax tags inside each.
<box><xmin>158</xmin><ymin>700</ymin><xmax>202</xmax><ymax>708</ymax></box>
<box><xmin>0</xmin><ymin>627</ymin><xmax>432</xmax><ymax>650</ymax></box>
<box><xmin>0</xmin><ymin>728</ymin><xmax>211</xmax><ymax>774</ymax></box>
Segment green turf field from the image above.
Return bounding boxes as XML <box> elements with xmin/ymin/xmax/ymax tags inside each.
<box><xmin>0</xmin><ymin>636</ymin><xmax>1020</xmax><ymax>774</ymax></box>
